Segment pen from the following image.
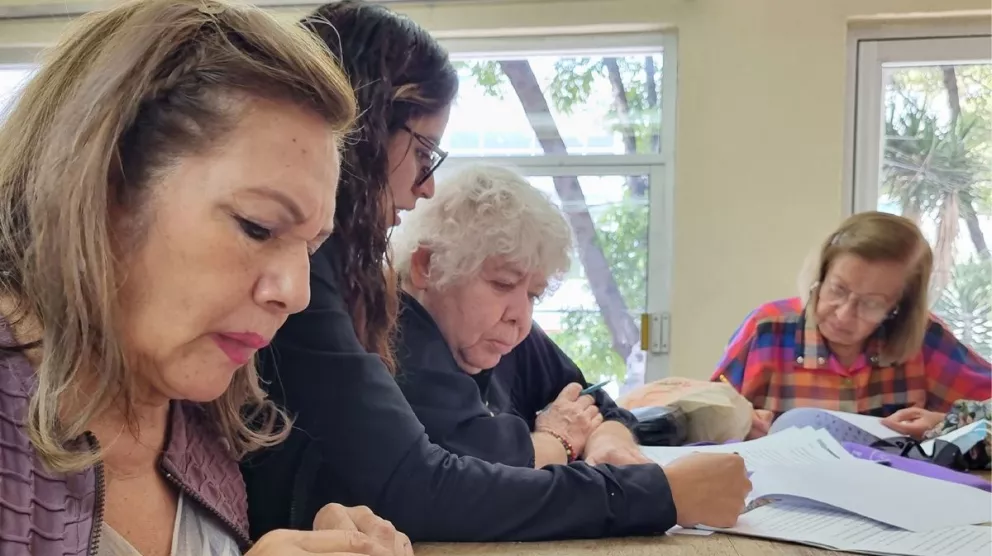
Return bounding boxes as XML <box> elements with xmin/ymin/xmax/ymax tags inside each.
<box><xmin>580</xmin><ymin>379</ymin><xmax>612</xmax><ymax>396</ymax></box>
<box><xmin>537</xmin><ymin>379</ymin><xmax>612</xmax><ymax>415</ymax></box>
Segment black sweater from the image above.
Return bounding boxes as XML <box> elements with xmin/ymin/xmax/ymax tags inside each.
<box><xmin>396</xmin><ymin>293</ymin><xmax>639</xmax><ymax>467</ymax></box>
<box><xmin>241</xmin><ymin>240</ymin><xmax>677</xmax><ymax>542</ymax></box>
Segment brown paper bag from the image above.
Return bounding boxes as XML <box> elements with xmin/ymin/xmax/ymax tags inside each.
<box><xmin>618</xmin><ymin>377</ymin><xmax>752</xmax><ymax>443</ymax></box>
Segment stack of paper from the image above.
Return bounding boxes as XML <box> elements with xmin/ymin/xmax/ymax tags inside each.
<box><xmin>708</xmin><ymin>498</ymin><xmax>991</xmax><ymax>556</ymax></box>
<box><xmin>642</xmin><ymin>426</ymin><xmax>992</xmax><ymax>556</ymax></box>
<box><xmin>747</xmin><ymin>458</ymin><xmax>991</xmax><ymax>531</ymax></box>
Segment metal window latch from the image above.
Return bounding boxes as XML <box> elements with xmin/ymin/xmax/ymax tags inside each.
<box><xmin>641</xmin><ymin>312</ymin><xmax>671</xmax><ymax>355</ymax></box>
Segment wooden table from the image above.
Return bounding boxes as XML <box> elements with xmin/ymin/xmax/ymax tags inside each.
<box><xmin>418</xmin><ymin>533</ymin><xmax>840</xmax><ymax>556</ymax></box>
<box><xmin>418</xmin><ymin>471</ymin><xmax>992</xmax><ymax>556</ymax></box>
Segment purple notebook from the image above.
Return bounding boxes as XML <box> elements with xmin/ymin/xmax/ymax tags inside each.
<box><xmin>842</xmin><ymin>442</ymin><xmax>991</xmax><ymax>492</ymax></box>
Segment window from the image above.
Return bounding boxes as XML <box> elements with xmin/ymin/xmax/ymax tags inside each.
<box><xmin>0</xmin><ymin>66</ymin><xmax>33</xmax><ymax>120</ymax></box>
<box><xmin>436</xmin><ymin>34</ymin><xmax>677</xmax><ymax>395</ymax></box>
<box><xmin>850</xmin><ymin>34</ymin><xmax>992</xmax><ymax>360</ymax></box>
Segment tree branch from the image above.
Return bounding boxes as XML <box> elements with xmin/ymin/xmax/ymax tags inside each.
<box><xmin>499</xmin><ymin>59</ymin><xmax>639</xmax><ymax>359</ymax></box>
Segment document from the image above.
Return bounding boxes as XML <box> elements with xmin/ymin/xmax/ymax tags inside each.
<box><xmin>712</xmin><ymin>499</ymin><xmax>992</xmax><ymax>556</ymax></box>
<box><xmin>640</xmin><ymin>426</ymin><xmax>853</xmax><ymax>471</ymax></box>
<box><xmin>748</xmin><ymin>458</ymin><xmax>992</xmax><ymax>532</ymax></box>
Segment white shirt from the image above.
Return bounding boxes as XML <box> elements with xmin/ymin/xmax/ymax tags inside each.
<box><xmin>99</xmin><ymin>493</ymin><xmax>241</xmax><ymax>556</ymax></box>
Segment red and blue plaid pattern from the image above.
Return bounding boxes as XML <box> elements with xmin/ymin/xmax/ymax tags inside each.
<box><xmin>711</xmin><ymin>298</ymin><xmax>991</xmax><ymax>417</ymax></box>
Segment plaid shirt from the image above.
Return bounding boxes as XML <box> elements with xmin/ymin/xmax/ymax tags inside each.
<box><xmin>711</xmin><ymin>297</ymin><xmax>992</xmax><ymax>417</ymax></box>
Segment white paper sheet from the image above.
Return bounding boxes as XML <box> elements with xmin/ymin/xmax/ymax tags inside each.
<box><xmin>640</xmin><ymin>426</ymin><xmax>853</xmax><ymax>471</ymax></box>
<box><xmin>748</xmin><ymin>458</ymin><xmax>992</xmax><ymax>532</ymax></box>
<box><xmin>714</xmin><ymin>499</ymin><xmax>992</xmax><ymax>556</ymax></box>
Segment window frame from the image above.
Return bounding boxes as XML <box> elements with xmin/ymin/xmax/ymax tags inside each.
<box><xmin>845</xmin><ymin>25</ymin><xmax>992</xmax><ymax>215</ymax></box>
<box><xmin>439</xmin><ymin>32</ymin><xmax>678</xmax><ymax>381</ymax></box>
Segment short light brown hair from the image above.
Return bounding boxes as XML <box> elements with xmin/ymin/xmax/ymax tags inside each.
<box><xmin>0</xmin><ymin>0</ymin><xmax>356</xmax><ymax>472</ymax></box>
<box><xmin>799</xmin><ymin>211</ymin><xmax>933</xmax><ymax>364</ymax></box>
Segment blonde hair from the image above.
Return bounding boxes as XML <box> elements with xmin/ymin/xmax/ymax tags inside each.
<box><xmin>798</xmin><ymin>212</ymin><xmax>933</xmax><ymax>364</ymax></box>
<box><xmin>392</xmin><ymin>164</ymin><xmax>573</xmax><ymax>290</ymax></box>
<box><xmin>0</xmin><ymin>0</ymin><xmax>356</xmax><ymax>472</ymax></box>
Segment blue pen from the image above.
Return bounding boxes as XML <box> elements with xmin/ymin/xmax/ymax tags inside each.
<box><xmin>579</xmin><ymin>379</ymin><xmax>612</xmax><ymax>396</ymax></box>
<box><xmin>537</xmin><ymin>379</ymin><xmax>612</xmax><ymax>415</ymax></box>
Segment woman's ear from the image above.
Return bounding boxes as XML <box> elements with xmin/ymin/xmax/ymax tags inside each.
<box><xmin>408</xmin><ymin>246</ymin><xmax>433</xmax><ymax>291</ymax></box>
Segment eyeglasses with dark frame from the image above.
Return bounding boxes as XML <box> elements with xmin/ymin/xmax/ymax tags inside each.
<box><xmin>403</xmin><ymin>125</ymin><xmax>448</xmax><ymax>187</ymax></box>
<box><xmin>815</xmin><ymin>279</ymin><xmax>896</xmax><ymax>323</ymax></box>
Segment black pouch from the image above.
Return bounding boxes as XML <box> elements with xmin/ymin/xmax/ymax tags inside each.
<box><xmin>630</xmin><ymin>405</ymin><xmax>688</xmax><ymax>446</ymax></box>
<box><xmin>869</xmin><ymin>437</ymin><xmax>968</xmax><ymax>470</ymax></box>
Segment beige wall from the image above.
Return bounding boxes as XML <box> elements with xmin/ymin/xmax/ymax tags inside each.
<box><xmin>1</xmin><ymin>0</ymin><xmax>989</xmax><ymax>379</ymax></box>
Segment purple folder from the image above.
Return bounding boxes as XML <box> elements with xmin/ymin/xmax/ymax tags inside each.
<box><xmin>842</xmin><ymin>442</ymin><xmax>991</xmax><ymax>492</ymax></box>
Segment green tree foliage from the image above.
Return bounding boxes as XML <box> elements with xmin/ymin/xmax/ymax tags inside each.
<box><xmin>458</xmin><ymin>55</ymin><xmax>659</xmax><ymax>382</ymax></box>
<box><xmin>883</xmin><ymin>64</ymin><xmax>992</xmax><ymax>355</ymax></box>
<box><xmin>549</xmin><ymin>199</ymin><xmax>649</xmax><ymax>382</ymax></box>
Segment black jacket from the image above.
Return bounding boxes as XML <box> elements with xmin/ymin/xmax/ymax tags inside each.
<box><xmin>396</xmin><ymin>293</ymin><xmax>639</xmax><ymax>467</ymax></box>
<box><xmin>241</xmin><ymin>240</ymin><xmax>677</xmax><ymax>542</ymax></box>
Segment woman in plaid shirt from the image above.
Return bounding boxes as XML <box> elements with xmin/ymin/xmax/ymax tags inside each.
<box><xmin>712</xmin><ymin>212</ymin><xmax>991</xmax><ymax>439</ymax></box>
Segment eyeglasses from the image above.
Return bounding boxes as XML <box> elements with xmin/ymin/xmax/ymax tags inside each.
<box><xmin>403</xmin><ymin>125</ymin><xmax>448</xmax><ymax>188</ymax></box>
<box><xmin>816</xmin><ymin>280</ymin><xmax>895</xmax><ymax>322</ymax></box>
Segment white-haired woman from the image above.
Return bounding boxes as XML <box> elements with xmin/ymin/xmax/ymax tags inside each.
<box><xmin>391</xmin><ymin>164</ymin><xmax>752</xmax><ymax>531</ymax></box>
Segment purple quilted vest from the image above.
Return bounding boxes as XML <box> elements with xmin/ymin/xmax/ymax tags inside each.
<box><xmin>0</xmin><ymin>319</ymin><xmax>251</xmax><ymax>555</ymax></box>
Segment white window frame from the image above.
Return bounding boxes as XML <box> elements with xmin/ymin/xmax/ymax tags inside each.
<box><xmin>439</xmin><ymin>32</ymin><xmax>678</xmax><ymax>380</ymax></box>
<box><xmin>845</xmin><ymin>26</ymin><xmax>992</xmax><ymax>215</ymax></box>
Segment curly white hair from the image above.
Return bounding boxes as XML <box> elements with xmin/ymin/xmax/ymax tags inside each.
<box><xmin>392</xmin><ymin>163</ymin><xmax>573</xmax><ymax>290</ymax></box>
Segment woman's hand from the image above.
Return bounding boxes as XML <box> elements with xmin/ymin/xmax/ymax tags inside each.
<box><xmin>313</xmin><ymin>504</ymin><xmax>413</xmax><ymax>556</ymax></box>
<box><xmin>245</xmin><ymin>529</ymin><xmax>395</xmax><ymax>556</ymax></box>
<box><xmin>882</xmin><ymin>407</ymin><xmax>946</xmax><ymax>440</ymax></box>
<box><xmin>664</xmin><ymin>453</ymin><xmax>752</xmax><ymax>528</ymax></box>
<box><xmin>535</xmin><ymin>382</ymin><xmax>603</xmax><ymax>456</ymax></box>
<box><xmin>583</xmin><ymin>421</ymin><xmax>653</xmax><ymax>466</ymax></box>
<box><xmin>245</xmin><ymin>504</ymin><xmax>413</xmax><ymax>556</ymax></box>
<box><xmin>746</xmin><ymin>409</ymin><xmax>775</xmax><ymax>440</ymax></box>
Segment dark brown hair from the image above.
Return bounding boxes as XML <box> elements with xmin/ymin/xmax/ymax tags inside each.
<box><xmin>303</xmin><ymin>1</ymin><xmax>458</xmax><ymax>372</ymax></box>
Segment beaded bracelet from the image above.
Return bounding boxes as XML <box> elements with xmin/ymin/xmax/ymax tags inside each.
<box><xmin>537</xmin><ymin>428</ymin><xmax>576</xmax><ymax>463</ymax></box>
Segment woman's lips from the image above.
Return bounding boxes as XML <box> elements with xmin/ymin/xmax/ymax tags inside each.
<box><xmin>211</xmin><ymin>332</ymin><xmax>269</xmax><ymax>365</ymax></box>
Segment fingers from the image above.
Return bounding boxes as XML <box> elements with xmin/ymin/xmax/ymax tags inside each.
<box><xmin>753</xmin><ymin>409</ymin><xmax>775</xmax><ymax>425</ymax></box>
<box><xmin>313</xmin><ymin>503</ymin><xmax>359</xmax><ymax>532</ymax></box>
<box><xmin>748</xmin><ymin>413</ymin><xmax>771</xmax><ymax>439</ymax></box>
<box><xmin>394</xmin><ymin>531</ymin><xmax>414</xmax><ymax>556</ymax></box>
<box><xmin>295</xmin><ymin>530</ymin><xmax>379</xmax><ymax>554</ymax></box>
<box><xmin>575</xmin><ymin>394</ymin><xmax>596</xmax><ymax>408</ymax></box>
<box><xmin>559</xmin><ymin>382</ymin><xmax>583</xmax><ymax>401</ymax></box>
<box><xmin>266</xmin><ymin>528</ymin><xmax>379</xmax><ymax>555</ymax></box>
<box><xmin>883</xmin><ymin>407</ymin><xmax>923</xmax><ymax>425</ymax></box>
<box><xmin>582</xmin><ymin>405</ymin><xmax>602</xmax><ymax>420</ymax></box>
<box><xmin>343</xmin><ymin>506</ymin><xmax>406</xmax><ymax>556</ymax></box>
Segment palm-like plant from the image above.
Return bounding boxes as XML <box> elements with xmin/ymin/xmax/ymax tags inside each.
<box><xmin>933</xmin><ymin>257</ymin><xmax>992</xmax><ymax>361</ymax></box>
<box><xmin>881</xmin><ymin>66</ymin><xmax>991</xmax><ymax>299</ymax></box>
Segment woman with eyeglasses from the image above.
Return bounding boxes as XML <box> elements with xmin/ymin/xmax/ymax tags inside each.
<box><xmin>712</xmin><ymin>211</ymin><xmax>991</xmax><ymax>440</ymax></box>
<box><xmin>243</xmin><ymin>0</ymin><xmax>753</xmax><ymax>544</ymax></box>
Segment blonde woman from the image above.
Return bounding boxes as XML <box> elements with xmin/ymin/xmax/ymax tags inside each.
<box><xmin>0</xmin><ymin>1</ymin><xmax>409</xmax><ymax>555</ymax></box>
<box><xmin>712</xmin><ymin>212</ymin><xmax>991</xmax><ymax>439</ymax></box>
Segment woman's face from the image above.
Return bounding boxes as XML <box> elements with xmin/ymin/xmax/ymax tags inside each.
<box><xmin>419</xmin><ymin>256</ymin><xmax>546</xmax><ymax>374</ymax></box>
<box><xmin>814</xmin><ymin>253</ymin><xmax>907</xmax><ymax>350</ymax></box>
<box><xmin>383</xmin><ymin>107</ymin><xmax>451</xmax><ymax>227</ymax></box>
<box><xmin>115</xmin><ymin>99</ymin><xmax>339</xmax><ymax>404</ymax></box>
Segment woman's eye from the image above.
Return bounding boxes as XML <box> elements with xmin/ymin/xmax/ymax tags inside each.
<box><xmin>236</xmin><ymin>217</ymin><xmax>272</xmax><ymax>242</ymax></box>
<box><xmin>493</xmin><ymin>281</ymin><xmax>515</xmax><ymax>292</ymax></box>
